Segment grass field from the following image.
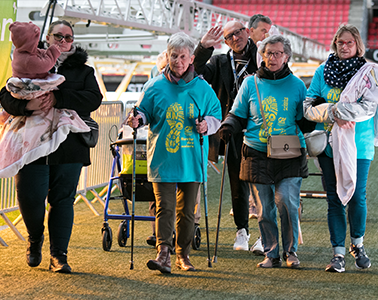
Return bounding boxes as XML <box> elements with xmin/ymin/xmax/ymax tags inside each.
<box><xmin>1</xmin><ymin>157</ymin><xmax>378</xmax><ymax>299</ymax></box>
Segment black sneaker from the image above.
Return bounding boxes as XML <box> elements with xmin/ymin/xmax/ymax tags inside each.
<box><xmin>283</xmin><ymin>251</ymin><xmax>300</xmax><ymax>268</ymax></box>
<box><xmin>349</xmin><ymin>244</ymin><xmax>371</xmax><ymax>269</ymax></box>
<box><xmin>49</xmin><ymin>252</ymin><xmax>72</xmax><ymax>273</ymax></box>
<box><xmin>325</xmin><ymin>255</ymin><xmax>345</xmax><ymax>273</ymax></box>
<box><xmin>257</xmin><ymin>256</ymin><xmax>282</xmax><ymax>268</ymax></box>
<box><xmin>146</xmin><ymin>234</ymin><xmax>156</xmax><ymax>247</ymax></box>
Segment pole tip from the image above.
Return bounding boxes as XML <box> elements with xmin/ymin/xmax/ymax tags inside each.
<box><xmin>212</xmin><ymin>256</ymin><xmax>217</xmax><ymax>263</ymax></box>
<box><xmin>130</xmin><ymin>262</ymin><xmax>134</xmax><ymax>270</ymax></box>
<box><xmin>207</xmin><ymin>260</ymin><xmax>212</xmax><ymax>268</ymax></box>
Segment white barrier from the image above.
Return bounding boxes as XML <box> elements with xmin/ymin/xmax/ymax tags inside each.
<box><xmin>75</xmin><ymin>101</ymin><xmax>125</xmax><ymax>215</ymax></box>
<box><xmin>0</xmin><ymin>178</ymin><xmax>25</xmax><ymax>246</ymax></box>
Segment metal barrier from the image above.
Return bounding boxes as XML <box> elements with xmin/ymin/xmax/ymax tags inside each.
<box><xmin>0</xmin><ymin>178</ymin><xmax>25</xmax><ymax>246</ymax></box>
<box><xmin>75</xmin><ymin>101</ymin><xmax>125</xmax><ymax>215</ymax></box>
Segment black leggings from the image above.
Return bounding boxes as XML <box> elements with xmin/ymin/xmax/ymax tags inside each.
<box><xmin>15</xmin><ymin>163</ymin><xmax>83</xmax><ymax>255</ymax></box>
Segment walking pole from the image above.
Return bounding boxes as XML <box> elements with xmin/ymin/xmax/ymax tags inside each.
<box><xmin>212</xmin><ymin>141</ymin><xmax>229</xmax><ymax>263</ymax></box>
<box><xmin>130</xmin><ymin>107</ymin><xmax>137</xmax><ymax>270</ymax></box>
<box><xmin>198</xmin><ymin>112</ymin><xmax>212</xmax><ymax>268</ymax></box>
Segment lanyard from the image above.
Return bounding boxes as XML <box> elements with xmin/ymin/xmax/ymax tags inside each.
<box><xmin>230</xmin><ymin>50</ymin><xmax>250</xmax><ymax>92</ymax></box>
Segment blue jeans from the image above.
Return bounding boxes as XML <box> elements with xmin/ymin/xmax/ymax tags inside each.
<box><xmin>15</xmin><ymin>163</ymin><xmax>83</xmax><ymax>255</ymax></box>
<box><xmin>318</xmin><ymin>156</ymin><xmax>370</xmax><ymax>256</ymax></box>
<box><xmin>250</xmin><ymin>177</ymin><xmax>302</xmax><ymax>258</ymax></box>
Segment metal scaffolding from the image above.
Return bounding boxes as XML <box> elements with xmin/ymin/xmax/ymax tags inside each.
<box><xmin>41</xmin><ymin>0</ymin><xmax>328</xmax><ymax>61</ymax></box>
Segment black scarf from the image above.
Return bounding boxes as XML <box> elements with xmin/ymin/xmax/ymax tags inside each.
<box><xmin>256</xmin><ymin>61</ymin><xmax>292</xmax><ymax>80</ymax></box>
<box><xmin>323</xmin><ymin>53</ymin><xmax>366</xmax><ymax>89</ymax></box>
<box><xmin>231</xmin><ymin>39</ymin><xmax>254</xmax><ymax>88</ymax></box>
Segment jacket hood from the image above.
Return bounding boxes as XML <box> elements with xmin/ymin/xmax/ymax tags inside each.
<box><xmin>9</xmin><ymin>22</ymin><xmax>39</xmax><ymax>53</ymax></box>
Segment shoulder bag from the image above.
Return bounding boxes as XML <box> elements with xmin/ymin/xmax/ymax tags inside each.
<box><xmin>254</xmin><ymin>76</ymin><xmax>302</xmax><ymax>159</ymax></box>
<box><xmin>80</xmin><ymin>116</ymin><xmax>99</xmax><ymax>148</ymax></box>
<box><xmin>304</xmin><ymin>125</ymin><xmax>331</xmax><ymax>157</ymax></box>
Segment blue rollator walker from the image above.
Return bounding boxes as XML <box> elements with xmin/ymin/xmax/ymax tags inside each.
<box><xmin>101</xmin><ymin>120</ymin><xmax>155</xmax><ymax>262</ymax></box>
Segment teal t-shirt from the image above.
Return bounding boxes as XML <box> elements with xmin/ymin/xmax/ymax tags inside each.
<box><xmin>307</xmin><ymin>63</ymin><xmax>375</xmax><ymax>160</ymax></box>
<box><xmin>231</xmin><ymin>74</ymin><xmax>307</xmax><ymax>152</ymax></box>
<box><xmin>137</xmin><ymin>75</ymin><xmax>222</xmax><ymax>182</ymax></box>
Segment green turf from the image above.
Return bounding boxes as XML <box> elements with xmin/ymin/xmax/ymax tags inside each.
<box><xmin>1</xmin><ymin>157</ymin><xmax>378</xmax><ymax>299</ymax></box>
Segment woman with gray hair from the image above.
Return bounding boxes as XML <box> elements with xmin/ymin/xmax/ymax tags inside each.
<box><xmin>127</xmin><ymin>31</ymin><xmax>222</xmax><ymax>273</ymax></box>
<box><xmin>218</xmin><ymin>35</ymin><xmax>308</xmax><ymax>268</ymax></box>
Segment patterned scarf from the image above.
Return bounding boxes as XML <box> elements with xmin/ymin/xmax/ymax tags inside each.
<box><xmin>323</xmin><ymin>53</ymin><xmax>366</xmax><ymax>89</ymax></box>
<box><xmin>232</xmin><ymin>39</ymin><xmax>253</xmax><ymax>88</ymax></box>
<box><xmin>164</xmin><ymin>63</ymin><xmax>196</xmax><ymax>84</ymax></box>
<box><xmin>54</xmin><ymin>44</ymin><xmax>77</xmax><ymax>70</ymax></box>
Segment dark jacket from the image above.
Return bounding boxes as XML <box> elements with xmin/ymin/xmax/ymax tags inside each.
<box><xmin>193</xmin><ymin>40</ymin><xmax>258</xmax><ymax>161</ymax></box>
<box><xmin>0</xmin><ymin>46</ymin><xmax>103</xmax><ymax>166</ymax></box>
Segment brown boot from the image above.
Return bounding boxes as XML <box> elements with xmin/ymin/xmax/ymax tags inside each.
<box><xmin>176</xmin><ymin>254</ymin><xmax>196</xmax><ymax>271</ymax></box>
<box><xmin>146</xmin><ymin>245</ymin><xmax>171</xmax><ymax>273</ymax></box>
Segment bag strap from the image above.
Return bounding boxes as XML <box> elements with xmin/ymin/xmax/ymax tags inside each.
<box><xmin>254</xmin><ymin>75</ymin><xmax>299</xmax><ymax>136</ymax></box>
<box><xmin>254</xmin><ymin>76</ymin><xmax>269</xmax><ymax>136</ymax></box>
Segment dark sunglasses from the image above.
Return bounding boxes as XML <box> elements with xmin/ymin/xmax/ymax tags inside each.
<box><xmin>51</xmin><ymin>33</ymin><xmax>74</xmax><ymax>43</ymax></box>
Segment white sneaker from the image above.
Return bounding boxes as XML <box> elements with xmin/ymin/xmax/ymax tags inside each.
<box><xmin>233</xmin><ymin>228</ymin><xmax>250</xmax><ymax>251</ymax></box>
<box><xmin>250</xmin><ymin>236</ymin><xmax>264</xmax><ymax>256</ymax></box>
<box><xmin>229</xmin><ymin>208</ymin><xmax>234</xmax><ymax>216</ymax></box>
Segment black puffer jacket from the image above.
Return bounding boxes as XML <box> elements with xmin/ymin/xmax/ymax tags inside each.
<box><xmin>0</xmin><ymin>46</ymin><xmax>103</xmax><ymax>166</ymax></box>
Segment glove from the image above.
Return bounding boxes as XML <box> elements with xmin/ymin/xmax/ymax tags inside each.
<box><xmin>313</xmin><ymin>96</ymin><xmax>326</xmax><ymax>106</ymax></box>
<box><xmin>218</xmin><ymin>125</ymin><xmax>232</xmax><ymax>144</ymax></box>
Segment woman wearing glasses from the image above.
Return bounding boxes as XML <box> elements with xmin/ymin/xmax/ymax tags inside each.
<box><xmin>0</xmin><ymin>20</ymin><xmax>102</xmax><ymax>273</ymax></box>
<box><xmin>304</xmin><ymin>24</ymin><xmax>378</xmax><ymax>273</ymax></box>
<box><xmin>218</xmin><ymin>35</ymin><xmax>308</xmax><ymax>268</ymax></box>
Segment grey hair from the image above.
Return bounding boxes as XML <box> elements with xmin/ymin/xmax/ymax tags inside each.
<box><xmin>167</xmin><ymin>32</ymin><xmax>196</xmax><ymax>56</ymax></box>
<box><xmin>248</xmin><ymin>14</ymin><xmax>272</xmax><ymax>29</ymax></box>
<box><xmin>258</xmin><ymin>35</ymin><xmax>292</xmax><ymax>61</ymax></box>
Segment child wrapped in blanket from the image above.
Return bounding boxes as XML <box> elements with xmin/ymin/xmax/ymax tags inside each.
<box><xmin>0</xmin><ymin>21</ymin><xmax>90</xmax><ymax>178</ymax></box>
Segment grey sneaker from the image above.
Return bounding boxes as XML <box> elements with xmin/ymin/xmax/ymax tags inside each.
<box><xmin>250</xmin><ymin>236</ymin><xmax>264</xmax><ymax>256</ymax></box>
<box><xmin>257</xmin><ymin>256</ymin><xmax>282</xmax><ymax>268</ymax></box>
<box><xmin>349</xmin><ymin>243</ymin><xmax>371</xmax><ymax>269</ymax></box>
<box><xmin>283</xmin><ymin>251</ymin><xmax>300</xmax><ymax>268</ymax></box>
<box><xmin>325</xmin><ymin>255</ymin><xmax>345</xmax><ymax>273</ymax></box>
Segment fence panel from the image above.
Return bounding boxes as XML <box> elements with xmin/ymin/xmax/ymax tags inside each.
<box><xmin>75</xmin><ymin>101</ymin><xmax>125</xmax><ymax>215</ymax></box>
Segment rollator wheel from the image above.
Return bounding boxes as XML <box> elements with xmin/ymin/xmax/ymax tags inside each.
<box><xmin>192</xmin><ymin>224</ymin><xmax>201</xmax><ymax>250</ymax></box>
<box><xmin>102</xmin><ymin>225</ymin><xmax>113</xmax><ymax>251</ymax></box>
<box><xmin>117</xmin><ymin>220</ymin><xmax>128</xmax><ymax>247</ymax></box>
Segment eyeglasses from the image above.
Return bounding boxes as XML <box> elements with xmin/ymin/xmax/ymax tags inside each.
<box><xmin>224</xmin><ymin>28</ymin><xmax>246</xmax><ymax>41</ymax></box>
<box><xmin>336</xmin><ymin>40</ymin><xmax>355</xmax><ymax>48</ymax></box>
<box><xmin>263</xmin><ymin>51</ymin><xmax>284</xmax><ymax>59</ymax></box>
<box><xmin>50</xmin><ymin>33</ymin><xmax>74</xmax><ymax>43</ymax></box>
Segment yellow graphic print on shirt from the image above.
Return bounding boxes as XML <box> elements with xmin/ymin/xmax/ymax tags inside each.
<box><xmin>182</xmin><ymin>126</ymin><xmax>194</xmax><ymax>148</ymax></box>
<box><xmin>166</xmin><ymin>102</ymin><xmax>184</xmax><ymax>153</ymax></box>
<box><xmin>325</xmin><ymin>88</ymin><xmax>341</xmax><ymax>130</ymax></box>
<box><xmin>327</xmin><ymin>88</ymin><xmax>341</xmax><ymax>103</ymax></box>
<box><xmin>259</xmin><ymin>96</ymin><xmax>278</xmax><ymax>142</ymax></box>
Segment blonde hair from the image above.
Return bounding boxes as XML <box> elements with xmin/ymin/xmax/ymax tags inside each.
<box><xmin>330</xmin><ymin>24</ymin><xmax>365</xmax><ymax>57</ymax></box>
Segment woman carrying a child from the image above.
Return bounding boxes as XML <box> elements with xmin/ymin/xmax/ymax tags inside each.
<box><xmin>0</xmin><ymin>20</ymin><xmax>102</xmax><ymax>273</ymax></box>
